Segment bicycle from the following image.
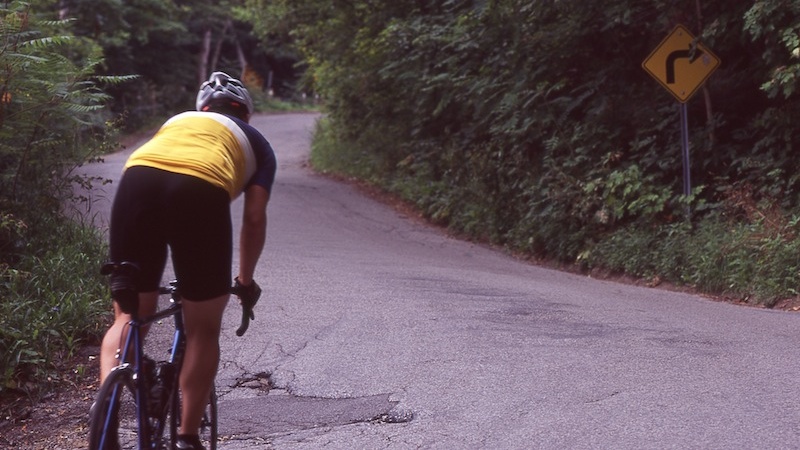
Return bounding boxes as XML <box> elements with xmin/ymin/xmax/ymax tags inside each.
<box><xmin>88</xmin><ymin>261</ymin><xmax>261</xmax><ymax>449</ymax></box>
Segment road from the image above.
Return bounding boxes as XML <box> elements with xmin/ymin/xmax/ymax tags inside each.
<box><xmin>79</xmin><ymin>112</ymin><xmax>800</xmax><ymax>449</ymax></box>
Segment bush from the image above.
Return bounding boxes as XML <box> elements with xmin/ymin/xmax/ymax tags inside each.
<box><xmin>0</xmin><ymin>1</ymin><xmax>118</xmax><ymax>398</ymax></box>
<box><xmin>1</xmin><ymin>219</ymin><xmax>109</xmax><ymax>393</ymax></box>
<box><xmin>298</xmin><ymin>1</ymin><xmax>800</xmax><ymax>306</ymax></box>
<box><xmin>587</xmin><ymin>211</ymin><xmax>800</xmax><ymax>307</ymax></box>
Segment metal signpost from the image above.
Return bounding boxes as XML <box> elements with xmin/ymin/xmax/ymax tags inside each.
<box><xmin>642</xmin><ymin>24</ymin><xmax>720</xmax><ymax>205</ymax></box>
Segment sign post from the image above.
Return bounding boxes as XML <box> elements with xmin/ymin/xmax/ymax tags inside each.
<box><xmin>642</xmin><ymin>25</ymin><xmax>720</xmax><ymax>215</ymax></box>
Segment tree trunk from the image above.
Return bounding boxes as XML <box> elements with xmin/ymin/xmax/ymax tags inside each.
<box><xmin>696</xmin><ymin>0</ymin><xmax>715</xmax><ymax>152</ymax></box>
<box><xmin>236</xmin><ymin>39</ymin><xmax>247</xmax><ymax>78</ymax></box>
<box><xmin>198</xmin><ymin>29</ymin><xmax>212</xmax><ymax>85</ymax></box>
<box><xmin>210</xmin><ymin>20</ymin><xmax>232</xmax><ymax>76</ymax></box>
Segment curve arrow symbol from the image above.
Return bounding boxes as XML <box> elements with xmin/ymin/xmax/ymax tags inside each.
<box><xmin>665</xmin><ymin>48</ymin><xmax>704</xmax><ymax>84</ymax></box>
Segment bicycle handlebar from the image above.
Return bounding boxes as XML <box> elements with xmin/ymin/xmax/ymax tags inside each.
<box><xmin>159</xmin><ymin>280</ymin><xmax>261</xmax><ymax>336</ymax></box>
<box><xmin>103</xmin><ymin>261</ymin><xmax>262</xmax><ymax>337</ymax></box>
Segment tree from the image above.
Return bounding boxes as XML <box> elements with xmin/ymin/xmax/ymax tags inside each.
<box><xmin>186</xmin><ymin>0</ymin><xmax>241</xmax><ymax>84</ymax></box>
<box><xmin>55</xmin><ymin>0</ymin><xmax>270</xmax><ymax>126</ymax></box>
<box><xmin>0</xmin><ymin>1</ymin><xmax>111</xmax><ymax>212</ymax></box>
<box><xmin>244</xmin><ymin>0</ymin><xmax>800</xmax><ymax>261</ymax></box>
<box><xmin>745</xmin><ymin>0</ymin><xmax>800</xmax><ymax>100</ymax></box>
<box><xmin>0</xmin><ymin>0</ymin><xmax>120</xmax><ymax>392</ymax></box>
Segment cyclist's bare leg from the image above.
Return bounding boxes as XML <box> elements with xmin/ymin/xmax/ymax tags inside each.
<box><xmin>99</xmin><ymin>291</ymin><xmax>159</xmax><ymax>383</ymax></box>
<box><xmin>179</xmin><ymin>294</ymin><xmax>229</xmax><ymax>435</ymax></box>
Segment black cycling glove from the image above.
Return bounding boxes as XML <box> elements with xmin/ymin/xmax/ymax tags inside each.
<box><xmin>232</xmin><ymin>277</ymin><xmax>261</xmax><ymax>314</ymax></box>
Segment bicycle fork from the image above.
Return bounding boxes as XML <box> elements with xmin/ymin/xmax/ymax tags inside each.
<box><xmin>108</xmin><ymin>320</ymin><xmax>153</xmax><ymax>449</ymax></box>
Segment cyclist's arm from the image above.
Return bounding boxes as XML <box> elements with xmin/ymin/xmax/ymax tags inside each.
<box><xmin>237</xmin><ymin>184</ymin><xmax>269</xmax><ymax>285</ymax></box>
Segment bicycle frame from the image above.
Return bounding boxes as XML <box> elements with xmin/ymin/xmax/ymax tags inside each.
<box><xmin>100</xmin><ymin>288</ymin><xmax>184</xmax><ymax>449</ymax></box>
<box><xmin>95</xmin><ymin>260</ymin><xmax>256</xmax><ymax>449</ymax></box>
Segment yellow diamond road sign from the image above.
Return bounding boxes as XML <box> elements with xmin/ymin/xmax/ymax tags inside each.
<box><xmin>642</xmin><ymin>24</ymin><xmax>720</xmax><ymax>103</ymax></box>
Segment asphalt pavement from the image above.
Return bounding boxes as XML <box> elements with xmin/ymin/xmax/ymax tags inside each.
<box><xmin>79</xmin><ymin>112</ymin><xmax>800</xmax><ymax>450</ymax></box>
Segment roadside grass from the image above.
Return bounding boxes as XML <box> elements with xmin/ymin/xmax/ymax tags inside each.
<box><xmin>253</xmin><ymin>92</ymin><xmax>322</xmax><ymax>113</ymax></box>
<box><xmin>1</xmin><ymin>216</ymin><xmax>109</xmax><ymax>405</ymax></box>
<box><xmin>309</xmin><ymin>115</ymin><xmax>386</xmax><ymax>184</ymax></box>
<box><xmin>309</xmin><ymin>116</ymin><xmax>800</xmax><ymax>308</ymax></box>
<box><xmin>587</xmin><ymin>215</ymin><xmax>800</xmax><ymax>306</ymax></box>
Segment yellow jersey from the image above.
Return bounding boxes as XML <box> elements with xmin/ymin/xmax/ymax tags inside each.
<box><xmin>125</xmin><ymin>111</ymin><xmax>271</xmax><ymax>200</ymax></box>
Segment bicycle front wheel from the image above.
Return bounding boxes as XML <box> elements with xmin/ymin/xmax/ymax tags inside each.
<box><xmin>88</xmin><ymin>366</ymin><xmax>135</xmax><ymax>450</ymax></box>
<box><xmin>169</xmin><ymin>387</ymin><xmax>219</xmax><ymax>450</ymax></box>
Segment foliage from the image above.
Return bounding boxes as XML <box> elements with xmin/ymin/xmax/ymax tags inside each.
<box><xmin>588</xmin><ymin>208</ymin><xmax>800</xmax><ymax>307</ymax></box>
<box><xmin>252</xmin><ymin>88</ymin><xmax>321</xmax><ymax>113</ymax></box>
<box><xmin>53</xmin><ymin>0</ymin><xmax>306</xmax><ymax>129</ymax></box>
<box><xmin>0</xmin><ymin>1</ymin><xmax>113</xmax><ymax>396</ymax></box>
<box><xmin>55</xmin><ymin>0</ymin><xmax>196</xmax><ymax>126</ymax></box>
<box><xmin>310</xmin><ymin>116</ymin><xmax>383</xmax><ymax>183</ymax></box>
<box><xmin>1</xmin><ymin>221</ymin><xmax>108</xmax><ymax>392</ymax></box>
<box><xmin>257</xmin><ymin>0</ymin><xmax>800</xmax><ymax>305</ymax></box>
<box><xmin>744</xmin><ymin>0</ymin><xmax>800</xmax><ymax>99</ymax></box>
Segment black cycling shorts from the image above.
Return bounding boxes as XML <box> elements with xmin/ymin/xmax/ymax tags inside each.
<box><xmin>109</xmin><ymin>166</ymin><xmax>232</xmax><ymax>301</ymax></box>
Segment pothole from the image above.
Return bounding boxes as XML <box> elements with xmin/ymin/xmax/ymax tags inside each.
<box><xmin>220</xmin><ymin>372</ymin><xmax>413</xmax><ymax>438</ymax></box>
<box><xmin>233</xmin><ymin>371</ymin><xmax>273</xmax><ymax>393</ymax></box>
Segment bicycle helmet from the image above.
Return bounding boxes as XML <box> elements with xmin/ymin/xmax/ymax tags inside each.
<box><xmin>196</xmin><ymin>71</ymin><xmax>254</xmax><ymax>116</ymax></box>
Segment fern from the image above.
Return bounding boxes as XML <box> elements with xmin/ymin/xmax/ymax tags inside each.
<box><xmin>93</xmin><ymin>74</ymin><xmax>141</xmax><ymax>85</ymax></box>
<box><xmin>20</xmin><ymin>35</ymin><xmax>74</xmax><ymax>48</ymax></box>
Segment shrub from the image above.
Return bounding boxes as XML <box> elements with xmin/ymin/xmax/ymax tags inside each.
<box><xmin>1</xmin><ymin>220</ymin><xmax>108</xmax><ymax>393</ymax></box>
<box><xmin>0</xmin><ymin>1</ymin><xmax>119</xmax><ymax>398</ymax></box>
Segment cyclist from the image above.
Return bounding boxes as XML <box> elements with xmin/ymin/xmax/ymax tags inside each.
<box><xmin>99</xmin><ymin>72</ymin><xmax>276</xmax><ymax>450</ymax></box>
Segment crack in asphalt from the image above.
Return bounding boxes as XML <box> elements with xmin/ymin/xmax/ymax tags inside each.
<box><xmin>217</xmin><ymin>327</ymin><xmax>413</xmax><ymax>447</ymax></box>
<box><xmin>217</xmin><ymin>368</ymin><xmax>412</xmax><ymax>447</ymax></box>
